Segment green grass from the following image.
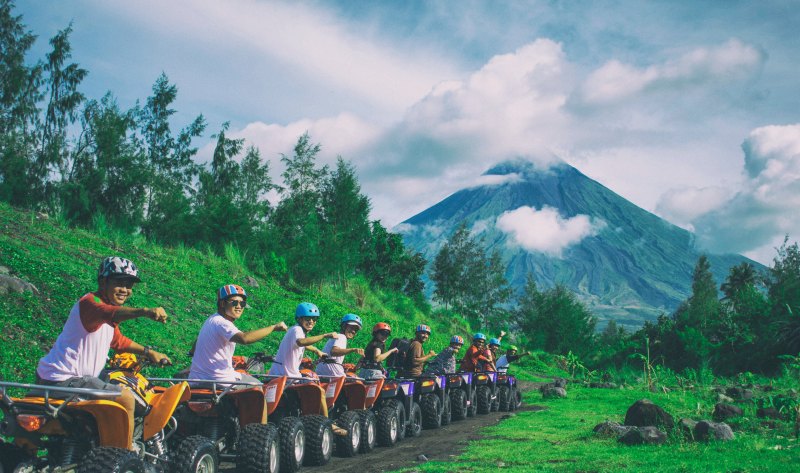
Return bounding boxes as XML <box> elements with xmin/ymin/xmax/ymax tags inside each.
<box><xmin>401</xmin><ymin>379</ymin><xmax>800</xmax><ymax>473</ymax></box>
<box><xmin>0</xmin><ymin>202</ymin><xmax>468</xmax><ymax>382</ymax></box>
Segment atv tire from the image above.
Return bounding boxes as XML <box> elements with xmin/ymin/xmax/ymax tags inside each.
<box><xmin>0</xmin><ymin>440</ymin><xmax>29</xmax><ymax>473</ymax></box>
<box><xmin>334</xmin><ymin>410</ymin><xmax>361</xmax><ymax>457</ymax></box>
<box><xmin>440</xmin><ymin>391</ymin><xmax>452</xmax><ymax>426</ymax></box>
<box><xmin>302</xmin><ymin>414</ymin><xmax>334</xmax><ymax>466</ymax></box>
<box><xmin>420</xmin><ymin>393</ymin><xmax>441</xmax><ymax>430</ymax></box>
<box><xmin>476</xmin><ymin>385</ymin><xmax>491</xmax><ymax>415</ymax></box>
<box><xmin>450</xmin><ymin>388</ymin><xmax>467</xmax><ymax>421</ymax></box>
<box><xmin>405</xmin><ymin>401</ymin><xmax>423</xmax><ymax>438</ymax></box>
<box><xmin>278</xmin><ymin>417</ymin><xmax>305</xmax><ymax>473</ymax></box>
<box><xmin>357</xmin><ymin>409</ymin><xmax>377</xmax><ymax>453</ymax></box>
<box><xmin>467</xmin><ymin>388</ymin><xmax>478</xmax><ymax>417</ymax></box>
<box><xmin>376</xmin><ymin>404</ymin><xmax>400</xmax><ymax>447</ymax></box>
<box><xmin>385</xmin><ymin>399</ymin><xmax>406</xmax><ymax>441</ymax></box>
<box><xmin>238</xmin><ymin>423</ymin><xmax>279</xmax><ymax>473</ymax></box>
<box><xmin>172</xmin><ymin>435</ymin><xmax>219</xmax><ymax>473</ymax></box>
<box><xmin>78</xmin><ymin>446</ymin><xmax>146</xmax><ymax>473</ymax></box>
<box><xmin>498</xmin><ymin>385</ymin><xmax>511</xmax><ymax>411</ymax></box>
<box><xmin>490</xmin><ymin>388</ymin><xmax>500</xmax><ymax>412</ymax></box>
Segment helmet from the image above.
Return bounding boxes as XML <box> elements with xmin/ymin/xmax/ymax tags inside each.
<box><xmin>473</xmin><ymin>333</ymin><xmax>487</xmax><ymax>341</ymax></box>
<box><xmin>372</xmin><ymin>322</ymin><xmax>391</xmax><ymax>335</ymax></box>
<box><xmin>98</xmin><ymin>257</ymin><xmax>141</xmax><ymax>282</ymax></box>
<box><xmin>340</xmin><ymin>313</ymin><xmax>362</xmax><ymax>328</ymax></box>
<box><xmin>295</xmin><ymin>302</ymin><xmax>320</xmax><ymax>318</ymax></box>
<box><xmin>218</xmin><ymin>284</ymin><xmax>247</xmax><ymax>302</ymax></box>
<box><xmin>509</xmin><ymin>345</ymin><xmax>518</xmax><ymax>352</ymax></box>
<box><xmin>450</xmin><ymin>335</ymin><xmax>464</xmax><ymax>345</ymax></box>
<box><xmin>416</xmin><ymin>324</ymin><xmax>431</xmax><ymax>334</ymax></box>
<box><xmin>488</xmin><ymin>338</ymin><xmax>501</xmax><ymax>347</ymax></box>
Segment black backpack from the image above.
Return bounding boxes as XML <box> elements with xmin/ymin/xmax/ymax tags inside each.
<box><xmin>385</xmin><ymin>337</ymin><xmax>414</xmax><ymax>372</ymax></box>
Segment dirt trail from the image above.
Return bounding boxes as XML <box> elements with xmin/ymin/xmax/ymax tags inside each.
<box><xmin>222</xmin><ymin>381</ymin><xmax>546</xmax><ymax>472</ymax></box>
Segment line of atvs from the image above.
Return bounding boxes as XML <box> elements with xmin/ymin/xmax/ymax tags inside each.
<box><xmin>0</xmin><ymin>353</ymin><xmax>522</xmax><ymax>473</ymax></box>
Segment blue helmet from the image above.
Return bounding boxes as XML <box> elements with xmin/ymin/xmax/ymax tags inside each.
<box><xmin>473</xmin><ymin>333</ymin><xmax>487</xmax><ymax>341</ymax></box>
<box><xmin>218</xmin><ymin>284</ymin><xmax>247</xmax><ymax>302</ymax></box>
<box><xmin>488</xmin><ymin>338</ymin><xmax>501</xmax><ymax>347</ymax></box>
<box><xmin>295</xmin><ymin>302</ymin><xmax>320</xmax><ymax>319</ymax></box>
<box><xmin>340</xmin><ymin>313</ymin><xmax>362</xmax><ymax>328</ymax></box>
<box><xmin>416</xmin><ymin>324</ymin><xmax>432</xmax><ymax>334</ymax></box>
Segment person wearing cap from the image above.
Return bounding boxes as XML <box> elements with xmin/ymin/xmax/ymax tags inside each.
<box><xmin>496</xmin><ymin>346</ymin><xmax>529</xmax><ymax>373</ymax></box>
<box><xmin>35</xmin><ymin>256</ymin><xmax>172</xmax><ymax>449</ymax></box>
<box><xmin>358</xmin><ymin>322</ymin><xmax>398</xmax><ymax>380</ymax></box>
<box><xmin>316</xmin><ymin>314</ymin><xmax>365</xmax><ymax>378</ymax></box>
<box><xmin>188</xmin><ymin>284</ymin><xmax>287</xmax><ymax>388</ymax></box>
<box><xmin>398</xmin><ymin>324</ymin><xmax>437</xmax><ymax>378</ymax></box>
<box><xmin>423</xmin><ymin>335</ymin><xmax>464</xmax><ymax>375</ymax></box>
<box><xmin>268</xmin><ymin>302</ymin><xmax>337</xmax><ymax>378</ymax></box>
<box><xmin>459</xmin><ymin>333</ymin><xmax>493</xmax><ymax>372</ymax></box>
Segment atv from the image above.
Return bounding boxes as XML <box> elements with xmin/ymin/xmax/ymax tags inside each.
<box><xmin>472</xmin><ymin>370</ymin><xmax>498</xmax><ymax>415</ymax></box>
<box><xmin>495</xmin><ymin>372</ymin><xmax>521</xmax><ymax>412</ymax></box>
<box><xmin>445</xmin><ymin>371</ymin><xmax>476</xmax><ymax>421</ymax></box>
<box><xmin>408</xmin><ymin>374</ymin><xmax>450</xmax><ymax>429</ymax></box>
<box><xmin>372</xmin><ymin>376</ymin><xmax>421</xmax><ymax>446</ymax></box>
<box><xmin>0</xmin><ymin>354</ymin><xmax>218</xmax><ymax>473</ymax></box>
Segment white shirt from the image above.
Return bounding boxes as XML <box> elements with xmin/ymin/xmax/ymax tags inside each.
<box><xmin>496</xmin><ymin>355</ymin><xmax>510</xmax><ymax>372</ymax></box>
<box><xmin>269</xmin><ymin>325</ymin><xmax>306</xmax><ymax>378</ymax></box>
<box><xmin>189</xmin><ymin>314</ymin><xmax>242</xmax><ymax>382</ymax></box>
<box><xmin>316</xmin><ymin>333</ymin><xmax>346</xmax><ymax>378</ymax></box>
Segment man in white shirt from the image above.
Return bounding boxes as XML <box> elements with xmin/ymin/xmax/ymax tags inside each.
<box><xmin>496</xmin><ymin>345</ymin><xmax>529</xmax><ymax>373</ymax></box>
<box><xmin>268</xmin><ymin>302</ymin><xmax>337</xmax><ymax>378</ymax></box>
<box><xmin>189</xmin><ymin>284</ymin><xmax>287</xmax><ymax>387</ymax></box>
<box><xmin>316</xmin><ymin>314</ymin><xmax>365</xmax><ymax>378</ymax></box>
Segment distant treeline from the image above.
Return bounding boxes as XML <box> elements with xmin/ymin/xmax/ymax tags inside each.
<box><xmin>2</xmin><ymin>1</ymin><xmax>798</xmax><ymax>376</ymax></box>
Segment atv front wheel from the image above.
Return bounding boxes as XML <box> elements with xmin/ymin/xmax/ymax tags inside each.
<box><xmin>278</xmin><ymin>417</ymin><xmax>305</xmax><ymax>473</ymax></box>
<box><xmin>467</xmin><ymin>388</ymin><xmax>478</xmax><ymax>417</ymax></box>
<box><xmin>302</xmin><ymin>414</ymin><xmax>334</xmax><ymax>466</ymax></box>
<box><xmin>449</xmin><ymin>388</ymin><xmax>467</xmax><ymax>421</ymax></box>
<box><xmin>440</xmin><ymin>391</ymin><xmax>452</xmax><ymax>426</ymax></box>
<box><xmin>420</xmin><ymin>393</ymin><xmax>441</xmax><ymax>429</ymax></box>
<box><xmin>476</xmin><ymin>385</ymin><xmax>491</xmax><ymax>415</ymax></box>
<box><xmin>498</xmin><ymin>385</ymin><xmax>511</xmax><ymax>411</ymax></box>
<box><xmin>78</xmin><ymin>446</ymin><xmax>146</xmax><ymax>473</ymax></box>
<box><xmin>357</xmin><ymin>409</ymin><xmax>377</xmax><ymax>453</ymax></box>
<box><xmin>173</xmin><ymin>435</ymin><xmax>218</xmax><ymax>473</ymax></box>
<box><xmin>238</xmin><ymin>423</ymin><xmax>279</xmax><ymax>473</ymax></box>
<box><xmin>334</xmin><ymin>410</ymin><xmax>361</xmax><ymax>457</ymax></box>
<box><xmin>376</xmin><ymin>404</ymin><xmax>399</xmax><ymax>446</ymax></box>
<box><xmin>405</xmin><ymin>401</ymin><xmax>423</xmax><ymax>438</ymax></box>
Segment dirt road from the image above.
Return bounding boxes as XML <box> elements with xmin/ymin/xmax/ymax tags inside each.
<box><xmin>222</xmin><ymin>381</ymin><xmax>545</xmax><ymax>472</ymax></box>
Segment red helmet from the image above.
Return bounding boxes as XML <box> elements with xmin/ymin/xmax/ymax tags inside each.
<box><xmin>372</xmin><ymin>322</ymin><xmax>391</xmax><ymax>335</ymax></box>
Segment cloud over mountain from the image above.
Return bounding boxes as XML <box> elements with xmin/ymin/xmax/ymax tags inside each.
<box><xmin>497</xmin><ymin>206</ymin><xmax>604</xmax><ymax>257</ymax></box>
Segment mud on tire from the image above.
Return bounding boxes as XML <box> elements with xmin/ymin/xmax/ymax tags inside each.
<box><xmin>78</xmin><ymin>446</ymin><xmax>146</xmax><ymax>473</ymax></box>
<box><xmin>476</xmin><ymin>385</ymin><xmax>491</xmax><ymax>415</ymax></box>
<box><xmin>420</xmin><ymin>393</ymin><xmax>441</xmax><ymax>430</ymax></box>
<box><xmin>302</xmin><ymin>414</ymin><xmax>334</xmax><ymax>466</ymax></box>
<box><xmin>172</xmin><ymin>435</ymin><xmax>219</xmax><ymax>473</ymax></box>
<box><xmin>449</xmin><ymin>388</ymin><xmax>467</xmax><ymax>421</ymax></box>
<box><xmin>334</xmin><ymin>410</ymin><xmax>361</xmax><ymax>457</ymax></box>
<box><xmin>278</xmin><ymin>416</ymin><xmax>305</xmax><ymax>473</ymax></box>
<box><xmin>357</xmin><ymin>409</ymin><xmax>377</xmax><ymax>453</ymax></box>
<box><xmin>238</xmin><ymin>423</ymin><xmax>279</xmax><ymax>473</ymax></box>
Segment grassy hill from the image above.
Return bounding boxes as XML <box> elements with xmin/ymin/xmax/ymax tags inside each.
<box><xmin>0</xmin><ymin>202</ymin><xmax>470</xmax><ymax>382</ymax></box>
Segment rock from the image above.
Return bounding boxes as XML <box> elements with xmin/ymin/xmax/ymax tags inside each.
<box><xmin>542</xmin><ymin>386</ymin><xmax>567</xmax><ymax>398</ymax></box>
<box><xmin>243</xmin><ymin>275</ymin><xmax>259</xmax><ymax>287</ymax></box>
<box><xmin>416</xmin><ymin>454</ymin><xmax>429</xmax><ymax>462</ymax></box>
<box><xmin>624</xmin><ymin>399</ymin><xmax>675</xmax><ymax>429</ymax></box>
<box><xmin>712</xmin><ymin>386</ymin><xmax>726</xmax><ymax>394</ymax></box>
<box><xmin>694</xmin><ymin>421</ymin><xmax>735</xmax><ymax>441</ymax></box>
<box><xmin>553</xmin><ymin>377</ymin><xmax>568</xmax><ymax>388</ymax></box>
<box><xmin>593</xmin><ymin>421</ymin><xmax>633</xmax><ymax>439</ymax></box>
<box><xmin>678</xmin><ymin>418</ymin><xmax>697</xmax><ymax>438</ymax></box>
<box><xmin>726</xmin><ymin>386</ymin><xmax>754</xmax><ymax>400</ymax></box>
<box><xmin>757</xmin><ymin>407</ymin><xmax>783</xmax><ymax>420</ymax></box>
<box><xmin>0</xmin><ymin>265</ymin><xmax>10</xmax><ymax>275</ymax></box>
<box><xmin>618</xmin><ymin>426</ymin><xmax>667</xmax><ymax>445</ymax></box>
<box><xmin>713</xmin><ymin>403</ymin><xmax>743</xmax><ymax>421</ymax></box>
<box><xmin>589</xmin><ymin>382</ymin><xmax>618</xmax><ymax>389</ymax></box>
<box><xmin>716</xmin><ymin>393</ymin><xmax>735</xmax><ymax>404</ymax></box>
<box><xmin>0</xmin><ymin>274</ymin><xmax>38</xmax><ymax>295</ymax></box>
<box><xmin>761</xmin><ymin>385</ymin><xmax>775</xmax><ymax>392</ymax></box>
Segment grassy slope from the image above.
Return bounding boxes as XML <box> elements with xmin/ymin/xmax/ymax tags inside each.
<box><xmin>0</xmin><ymin>202</ymin><xmax>468</xmax><ymax>381</ymax></box>
<box><xmin>404</xmin><ymin>367</ymin><xmax>800</xmax><ymax>472</ymax></box>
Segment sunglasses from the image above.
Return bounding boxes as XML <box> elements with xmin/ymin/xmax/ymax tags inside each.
<box><xmin>109</xmin><ymin>278</ymin><xmax>135</xmax><ymax>289</ymax></box>
<box><xmin>376</xmin><ymin>330</ymin><xmax>391</xmax><ymax>336</ymax></box>
<box><xmin>226</xmin><ymin>300</ymin><xmax>246</xmax><ymax>308</ymax></box>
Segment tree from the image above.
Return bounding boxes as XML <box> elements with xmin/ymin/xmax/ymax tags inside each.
<box><xmin>767</xmin><ymin>238</ymin><xmax>800</xmax><ymax>357</ymax></box>
<box><xmin>361</xmin><ymin>221</ymin><xmax>426</xmax><ymax>296</ymax></box>
<box><xmin>721</xmin><ymin>262</ymin><xmax>758</xmax><ymax>301</ymax></box>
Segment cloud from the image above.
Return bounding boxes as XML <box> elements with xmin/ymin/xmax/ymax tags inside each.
<box><xmin>496</xmin><ymin>206</ymin><xmax>604</xmax><ymax>256</ymax></box>
<box><xmin>655</xmin><ymin>186</ymin><xmax>732</xmax><ymax>230</ymax></box>
<box><xmin>577</xmin><ymin>39</ymin><xmax>765</xmax><ymax>105</ymax></box>
<box><xmin>692</xmin><ymin>124</ymin><xmax>800</xmax><ymax>258</ymax></box>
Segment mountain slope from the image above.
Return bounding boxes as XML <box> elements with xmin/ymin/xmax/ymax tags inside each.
<box><xmin>399</xmin><ymin>159</ymin><xmax>758</xmax><ymax>327</ymax></box>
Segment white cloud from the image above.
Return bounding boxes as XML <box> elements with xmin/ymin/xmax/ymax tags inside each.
<box><xmin>578</xmin><ymin>39</ymin><xmax>765</xmax><ymax>105</ymax></box>
<box><xmin>655</xmin><ymin>186</ymin><xmax>732</xmax><ymax>229</ymax></box>
<box><xmin>496</xmin><ymin>206</ymin><xmax>604</xmax><ymax>256</ymax></box>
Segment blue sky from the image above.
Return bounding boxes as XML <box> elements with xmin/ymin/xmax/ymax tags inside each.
<box><xmin>16</xmin><ymin>0</ymin><xmax>800</xmax><ymax>264</ymax></box>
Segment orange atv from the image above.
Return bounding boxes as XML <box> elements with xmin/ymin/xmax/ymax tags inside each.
<box><xmin>152</xmin><ymin>352</ymin><xmax>281</xmax><ymax>473</ymax></box>
<box><xmin>0</xmin><ymin>354</ymin><xmax>218</xmax><ymax>473</ymax></box>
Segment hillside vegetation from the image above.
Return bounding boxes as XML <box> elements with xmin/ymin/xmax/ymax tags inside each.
<box><xmin>0</xmin><ymin>202</ymin><xmax>469</xmax><ymax>382</ymax></box>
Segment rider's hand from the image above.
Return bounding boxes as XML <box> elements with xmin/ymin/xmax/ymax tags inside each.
<box><xmin>274</xmin><ymin>321</ymin><xmax>288</xmax><ymax>332</ymax></box>
<box><xmin>326</xmin><ymin>332</ymin><xmax>338</xmax><ymax>339</ymax></box>
<box><xmin>391</xmin><ymin>347</ymin><xmax>399</xmax><ymax>353</ymax></box>
<box><xmin>352</xmin><ymin>348</ymin><xmax>365</xmax><ymax>356</ymax></box>
<box><xmin>428</xmin><ymin>350</ymin><xmax>436</xmax><ymax>356</ymax></box>
<box><xmin>148</xmin><ymin>307</ymin><xmax>168</xmax><ymax>323</ymax></box>
<box><xmin>150</xmin><ymin>350</ymin><xmax>172</xmax><ymax>366</ymax></box>
<box><xmin>500</xmin><ymin>330</ymin><xmax>507</xmax><ymax>337</ymax></box>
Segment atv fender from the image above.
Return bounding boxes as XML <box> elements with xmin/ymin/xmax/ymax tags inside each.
<box><xmin>322</xmin><ymin>377</ymin><xmax>345</xmax><ymax>410</ymax></box>
<box><xmin>341</xmin><ymin>381</ymin><xmax>367</xmax><ymax>410</ymax></box>
<box><xmin>74</xmin><ymin>400</ymin><xmax>131</xmax><ymax>449</ymax></box>
<box><xmin>286</xmin><ymin>383</ymin><xmax>326</xmax><ymax>416</ymax></box>
<box><xmin>232</xmin><ymin>387</ymin><xmax>268</xmax><ymax>425</ymax></box>
<box><xmin>144</xmin><ymin>382</ymin><xmax>189</xmax><ymax>440</ymax></box>
<box><xmin>265</xmin><ymin>376</ymin><xmax>287</xmax><ymax>416</ymax></box>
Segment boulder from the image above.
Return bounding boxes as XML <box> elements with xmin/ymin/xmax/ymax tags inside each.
<box><xmin>756</xmin><ymin>407</ymin><xmax>783</xmax><ymax>420</ymax></box>
<box><xmin>694</xmin><ymin>421</ymin><xmax>734</xmax><ymax>441</ymax></box>
<box><xmin>726</xmin><ymin>386</ymin><xmax>754</xmax><ymax>400</ymax></box>
<box><xmin>542</xmin><ymin>386</ymin><xmax>567</xmax><ymax>398</ymax></box>
<box><xmin>678</xmin><ymin>418</ymin><xmax>697</xmax><ymax>438</ymax></box>
<box><xmin>243</xmin><ymin>275</ymin><xmax>259</xmax><ymax>287</ymax></box>
<box><xmin>553</xmin><ymin>377</ymin><xmax>568</xmax><ymax>388</ymax></box>
<box><xmin>716</xmin><ymin>393</ymin><xmax>735</xmax><ymax>404</ymax></box>
<box><xmin>588</xmin><ymin>382</ymin><xmax>618</xmax><ymax>389</ymax></box>
<box><xmin>0</xmin><ymin>274</ymin><xmax>38</xmax><ymax>295</ymax></box>
<box><xmin>618</xmin><ymin>426</ymin><xmax>667</xmax><ymax>445</ymax></box>
<box><xmin>713</xmin><ymin>403</ymin><xmax>743</xmax><ymax>421</ymax></box>
<box><xmin>593</xmin><ymin>421</ymin><xmax>633</xmax><ymax>439</ymax></box>
<box><xmin>624</xmin><ymin>399</ymin><xmax>674</xmax><ymax>429</ymax></box>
